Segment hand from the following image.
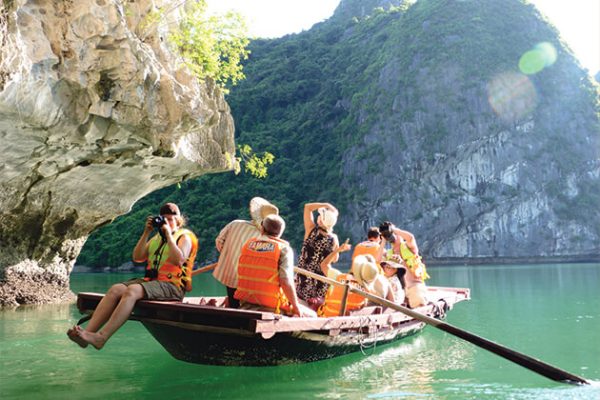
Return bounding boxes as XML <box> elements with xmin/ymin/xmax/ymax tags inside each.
<box><xmin>391</xmin><ymin>254</ymin><xmax>403</xmax><ymax>263</ymax></box>
<box><xmin>160</xmin><ymin>222</ymin><xmax>172</xmax><ymax>239</ymax></box>
<box><xmin>144</xmin><ymin>216</ymin><xmax>154</xmax><ymax>233</ymax></box>
<box><xmin>339</xmin><ymin>241</ymin><xmax>352</xmax><ymax>253</ymax></box>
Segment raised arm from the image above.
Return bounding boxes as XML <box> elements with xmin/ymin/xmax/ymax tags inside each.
<box><xmin>132</xmin><ymin>216</ymin><xmax>154</xmax><ymax>263</ymax></box>
<box><xmin>165</xmin><ymin>228</ymin><xmax>192</xmax><ymax>266</ymax></box>
<box><xmin>303</xmin><ymin>202</ymin><xmax>337</xmax><ymax>239</ymax></box>
<box><xmin>302</xmin><ymin>203</ymin><xmax>318</xmax><ymax>238</ymax></box>
<box><xmin>393</xmin><ymin>227</ymin><xmax>419</xmax><ymax>256</ymax></box>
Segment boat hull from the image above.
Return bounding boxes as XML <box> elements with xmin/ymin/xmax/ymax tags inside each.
<box><xmin>142</xmin><ymin>318</ymin><xmax>426</xmax><ymax>366</ymax></box>
<box><xmin>76</xmin><ymin>286</ymin><xmax>469</xmax><ymax>366</ymax></box>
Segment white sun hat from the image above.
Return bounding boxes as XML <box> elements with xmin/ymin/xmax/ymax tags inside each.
<box><xmin>249</xmin><ymin>197</ymin><xmax>279</xmax><ymax>226</ymax></box>
<box><xmin>317</xmin><ymin>207</ymin><xmax>338</xmax><ymax>231</ymax></box>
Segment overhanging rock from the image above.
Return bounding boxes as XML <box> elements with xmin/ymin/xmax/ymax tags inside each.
<box><xmin>0</xmin><ymin>0</ymin><xmax>235</xmax><ymax>306</ymax></box>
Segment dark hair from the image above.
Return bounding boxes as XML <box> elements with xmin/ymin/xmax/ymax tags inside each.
<box><xmin>262</xmin><ymin>214</ymin><xmax>285</xmax><ymax>237</ymax></box>
<box><xmin>379</xmin><ymin>221</ymin><xmax>392</xmax><ymax>233</ymax></box>
<box><xmin>379</xmin><ymin>221</ymin><xmax>395</xmax><ymax>241</ymax></box>
<box><xmin>367</xmin><ymin>227</ymin><xmax>380</xmax><ymax>239</ymax></box>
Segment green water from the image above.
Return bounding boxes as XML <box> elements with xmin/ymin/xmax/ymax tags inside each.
<box><xmin>1</xmin><ymin>263</ymin><xmax>599</xmax><ymax>399</ymax></box>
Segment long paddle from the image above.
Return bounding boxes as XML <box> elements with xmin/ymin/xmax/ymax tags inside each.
<box><xmin>294</xmin><ymin>267</ymin><xmax>589</xmax><ymax>385</ymax></box>
<box><xmin>192</xmin><ymin>262</ymin><xmax>217</xmax><ymax>276</ymax></box>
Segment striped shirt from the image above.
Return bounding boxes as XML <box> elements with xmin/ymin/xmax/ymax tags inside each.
<box><xmin>213</xmin><ymin>220</ymin><xmax>260</xmax><ymax>288</ymax></box>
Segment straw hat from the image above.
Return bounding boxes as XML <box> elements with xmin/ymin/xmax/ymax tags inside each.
<box><xmin>249</xmin><ymin>197</ymin><xmax>279</xmax><ymax>226</ymax></box>
<box><xmin>317</xmin><ymin>207</ymin><xmax>338</xmax><ymax>231</ymax></box>
<box><xmin>351</xmin><ymin>255</ymin><xmax>381</xmax><ymax>290</ymax></box>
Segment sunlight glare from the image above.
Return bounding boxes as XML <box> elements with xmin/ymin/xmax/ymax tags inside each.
<box><xmin>518</xmin><ymin>42</ymin><xmax>557</xmax><ymax>75</ymax></box>
<box><xmin>487</xmin><ymin>72</ymin><xmax>538</xmax><ymax>123</ymax></box>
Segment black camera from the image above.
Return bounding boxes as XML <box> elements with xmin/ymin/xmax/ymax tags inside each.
<box><xmin>151</xmin><ymin>215</ymin><xmax>166</xmax><ymax>228</ymax></box>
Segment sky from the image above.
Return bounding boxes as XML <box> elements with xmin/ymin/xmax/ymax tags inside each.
<box><xmin>206</xmin><ymin>0</ymin><xmax>600</xmax><ymax>75</ymax></box>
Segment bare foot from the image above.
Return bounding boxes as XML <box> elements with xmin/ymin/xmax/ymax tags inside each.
<box><xmin>67</xmin><ymin>325</ymin><xmax>89</xmax><ymax>348</ymax></box>
<box><xmin>74</xmin><ymin>326</ymin><xmax>107</xmax><ymax>350</ymax></box>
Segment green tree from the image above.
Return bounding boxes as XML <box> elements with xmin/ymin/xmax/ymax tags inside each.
<box><xmin>169</xmin><ymin>0</ymin><xmax>250</xmax><ymax>90</ymax></box>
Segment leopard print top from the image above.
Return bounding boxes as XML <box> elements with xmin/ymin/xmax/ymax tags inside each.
<box><xmin>295</xmin><ymin>226</ymin><xmax>335</xmax><ymax>301</ymax></box>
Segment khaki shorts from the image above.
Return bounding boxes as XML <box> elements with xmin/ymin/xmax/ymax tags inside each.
<box><xmin>123</xmin><ymin>278</ymin><xmax>184</xmax><ymax>301</ymax></box>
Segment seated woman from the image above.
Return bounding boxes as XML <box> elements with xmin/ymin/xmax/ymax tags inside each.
<box><xmin>295</xmin><ymin>202</ymin><xmax>340</xmax><ymax>310</ymax></box>
<box><xmin>381</xmin><ymin>259</ymin><xmax>406</xmax><ymax>305</ymax></box>
<box><xmin>353</xmin><ymin>255</ymin><xmax>395</xmax><ymax>307</ymax></box>
<box><xmin>67</xmin><ymin>203</ymin><xmax>197</xmax><ymax>350</ymax></box>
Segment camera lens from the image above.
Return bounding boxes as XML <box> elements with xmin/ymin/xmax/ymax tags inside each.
<box><xmin>152</xmin><ymin>216</ymin><xmax>166</xmax><ymax>228</ymax></box>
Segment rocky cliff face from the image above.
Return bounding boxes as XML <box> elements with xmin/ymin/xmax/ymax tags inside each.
<box><xmin>0</xmin><ymin>0</ymin><xmax>235</xmax><ymax>306</ymax></box>
<box><xmin>337</xmin><ymin>0</ymin><xmax>600</xmax><ymax>262</ymax></box>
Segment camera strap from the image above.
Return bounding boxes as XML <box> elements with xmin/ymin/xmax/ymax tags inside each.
<box><xmin>152</xmin><ymin>238</ymin><xmax>167</xmax><ymax>270</ymax></box>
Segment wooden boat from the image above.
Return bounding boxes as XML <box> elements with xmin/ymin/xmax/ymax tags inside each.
<box><xmin>76</xmin><ymin>286</ymin><xmax>469</xmax><ymax>366</ymax></box>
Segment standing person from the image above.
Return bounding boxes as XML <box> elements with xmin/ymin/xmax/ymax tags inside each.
<box><xmin>379</xmin><ymin>221</ymin><xmax>429</xmax><ymax>308</ymax></box>
<box><xmin>352</xmin><ymin>226</ymin><xmax>384</xmax><ymax>263</ymax></box>
<box><xmin>234</xmin><ymin>214</ymin><xmax>316</xmax><ymax>317</ymax></box>
<box><xmin>67</xmin><ymin>203</ymin><xmax>197</xmax><ymax>349</ymax></box>
<box><xmin>295</xmin><ymin>202</ymin><xmax>340</xmax><ymax>308</ymax></box>
<box><xmin>213</xmin><ymin>197</ymin><xmax>279</xmax><ymax>308</ymax></box>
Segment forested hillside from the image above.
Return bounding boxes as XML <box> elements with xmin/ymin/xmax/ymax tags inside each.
<box><xmin>78</xmin><ymin>0</ymin><xmax>600</xmax><ymax>268</ymax></box>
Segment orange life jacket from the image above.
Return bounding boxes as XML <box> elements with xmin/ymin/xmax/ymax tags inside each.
<box><xmin>145</xmin><ymin>228</ymin><xmax>198</xmax><ymax>292</ymax></box>
<box><xmin>352</xmin><ymin>240</ymin><xmax>381</xmax><ymax>262</ymax></box>
<box><xmin>318</xmin><ymin>273</ymin><xmax>366</xmax><ymax>317</ymax></box>
<box><xmin>234</xmin><ymin>236</ymin><xmax>291</xmax><ymax>314</ymax></box>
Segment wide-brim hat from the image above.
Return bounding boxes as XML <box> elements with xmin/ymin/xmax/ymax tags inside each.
<box><xmin>352</xmin><ymin>254</ymin><xmax>381</xmax><ymax>290</ymax></box>
<box><xmin>381</xmin><ymin>260</ymin><xmax>403</xmax><ymax>269</ymax></box>
<box><xmin>249</xmin><ymin>197</ymin><xmax>279</xmax><ymax>225</ymax></box>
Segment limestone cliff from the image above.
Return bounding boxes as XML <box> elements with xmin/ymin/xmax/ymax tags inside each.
<box><xmin>336</xmin><ymin>0</ymin><xmax>600</xmax><ymax>262</ymax></box>
<box><xmin>0</xmin><ymin>0</ymin><xmax>235</xmax><ymax>306</ymax></box>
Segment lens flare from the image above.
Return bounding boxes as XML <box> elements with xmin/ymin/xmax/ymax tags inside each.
<box><xmin>535</xmin><ymin>42</ymin><xmax>557</xmax><ymax>66</ymax></box>
<box><xmin>519</xmin><ymin>50</ymin><xmax>546</xmax><ymax>75</ymax></box>
<box><xmin>518</xmin><ymin>42</ymin><xmax>557</xmax><ymax>75</ymax></box>
<box><xmin>487</xmin><ymin>72</ymin><xmax>538</xmax><ymax>123</ymax></box>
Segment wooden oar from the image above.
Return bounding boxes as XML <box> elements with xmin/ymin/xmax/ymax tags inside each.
<box><xmin>294</xmin><ymin>267</ymin><xmax>589</xmax><ymax>385</ymax></box>
<box><xmin>192</xmin><ymin>262</ymin><xmax>217</xmax><ymax>276</ymax></box>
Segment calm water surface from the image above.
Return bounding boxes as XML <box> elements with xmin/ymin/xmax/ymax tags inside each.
<box><xmin>1</xmin><ymin>263</ymin><xmax>599</xmax><ymax>399</ymax></box>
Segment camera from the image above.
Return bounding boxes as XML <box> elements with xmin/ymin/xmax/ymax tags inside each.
<box><xmin>151</xmin><ymin>215</ymin><xmax>166</xmax><ymax>228</ymax></box>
